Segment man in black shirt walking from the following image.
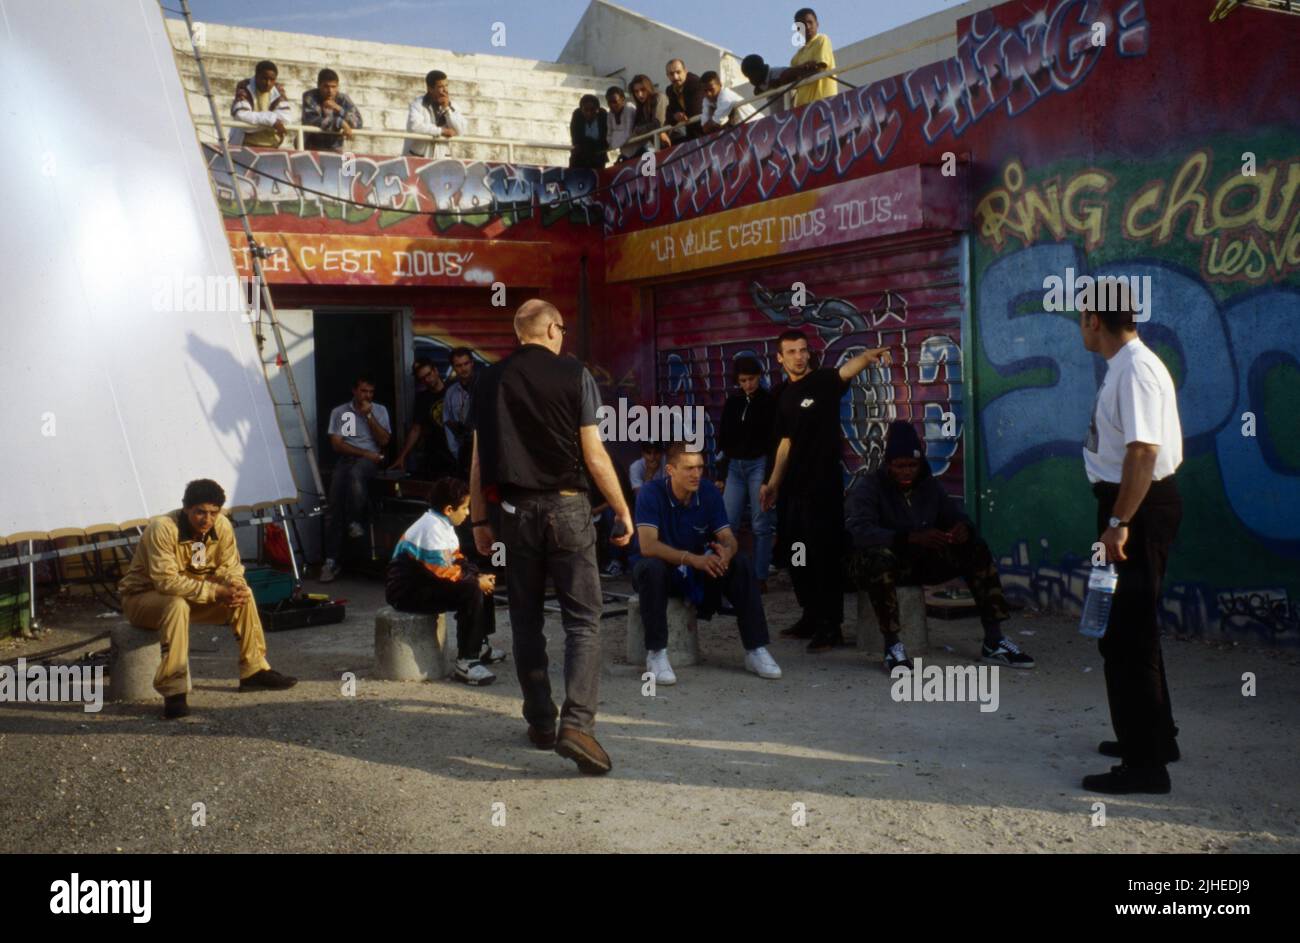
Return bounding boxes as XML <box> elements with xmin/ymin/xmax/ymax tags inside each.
<box><xmin>470</xmin><ymin>299</ymin><xmax>633</xmax><ymax>775</ymax></box>
<box><xmin>761</xmin><ymin>330</ymin><xmax>890</xmax><ymax>651</ymax></box>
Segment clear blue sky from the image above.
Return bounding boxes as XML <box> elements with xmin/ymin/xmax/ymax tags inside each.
<box><xmin>169</xmin><ymin>0</ymin><xmax>960</xmax><ymax>64</ymax></box>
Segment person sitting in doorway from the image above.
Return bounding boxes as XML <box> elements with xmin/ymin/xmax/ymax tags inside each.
<box><xmin>386</xmin><ymin>477</ymin><xmax>504</xmax><ymax>686</ymax></box>
<box><xmin>631</xmin><ymin>442</ymin><xmax>782</xmax><ymax>684</ymax></box>
<box><xmin>320</xmin><ymin>374</ymin><xmax>391</xmax><ymax>582</ymax></box>
<box><xmin>444</xmin><ymin>347</ymin><xmax>477</xmax><ymax>479</ymax></box>
<box><xmin>845</xmin><ymin>420</ymin><xmax>1034</xmax><ymax>673</ymax></box>
<box><xmin>118</xmin><ymin>478</ymin><xmax>297</xmax><ymax>719</ymax></box>
<box><xmin>390</xmin><ymin>358</ymin><xmax>459</xmax><ymax>481</ymax></box>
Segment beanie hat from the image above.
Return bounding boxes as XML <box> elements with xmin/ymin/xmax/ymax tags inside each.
<box><xmin>883</xmin><ymin>420</ymin><xmax>925</xmax><ymax>462</ymax></box>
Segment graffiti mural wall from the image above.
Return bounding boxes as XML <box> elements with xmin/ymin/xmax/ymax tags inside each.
<box><xmin>595</xmin><ymin>0</ymin><xmax>1300</xmax><ymax>643</ymax></box>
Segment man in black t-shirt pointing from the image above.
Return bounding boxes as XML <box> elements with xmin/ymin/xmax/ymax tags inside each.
<box><xmin>761</xmin><ymin>330</ymin><xmax>891</xmax><ymax>652</ymax></box>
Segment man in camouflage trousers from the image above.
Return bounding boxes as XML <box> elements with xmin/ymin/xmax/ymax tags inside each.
<box><xmin>844</xmin><ymin>420</ymin><xmax>1035</xmax><ymax>673</ymax></box>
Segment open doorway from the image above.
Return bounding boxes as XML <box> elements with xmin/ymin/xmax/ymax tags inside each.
<box><xmin>311</xmin><ymin>310</ymin><xmax>401</xmax><ymax>467</ymax></box>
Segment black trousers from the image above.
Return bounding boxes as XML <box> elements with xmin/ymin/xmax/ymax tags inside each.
<box><xmin>785</xmin><ymin>487</ymin><xmax>845</xmax><ymax>630</ymax></box>
<box><xmin>1094</xmin><ymin>477</ymin><xmax>1182</xmax><ymax>768</ymax></box>
<box><xmin>385</xmin><ymin>573</ymin><xmax>494</xmax><ymax>660</ymax></box>
<box><xmin>499</xmin><ymin>492</ymin><xmax>603</xmax><ymax>735</ymax></box>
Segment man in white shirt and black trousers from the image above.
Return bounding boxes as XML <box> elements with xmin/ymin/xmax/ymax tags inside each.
<box><xmin>1078</xmin><ymin>292</ymin><xmax>1183</xmax><ymax>795</ymax></box>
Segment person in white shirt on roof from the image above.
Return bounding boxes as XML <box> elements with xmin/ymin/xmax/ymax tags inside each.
<box><xmin>699</xmin><ymin>71</ymin><xmax>755</xmax><ymax>132</ymax></box>
<box><xmin>1077</xmin><ymin>285</ymin><xmax>1184</xmax><ymax>797</ymax></box>
<box><xmin>405</xmin><ymin>69</ymin><xmax>467</xmax><ymax>159</ymax></box>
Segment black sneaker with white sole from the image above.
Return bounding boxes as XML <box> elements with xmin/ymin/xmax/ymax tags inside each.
<box><xmin>981</xmin><ymin>637</ymin><xmax>1036</xmax><ymax>668</ymax></box>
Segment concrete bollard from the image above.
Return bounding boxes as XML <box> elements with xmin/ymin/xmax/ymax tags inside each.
<box><xmin>625</xmin><ymin>595</ymin><xmax>700</xmax><ymax>666</ymax></box>
<box><xmin>856</xmin><ymin>586</ymin><xmax>929</xmax><ymax>655</ymax></box>
<box><xmin>374</xmin><ymin>606</ymin><xmax>455</xmax><ymax>681</ymax></box>
<box><xmin>109</xmin><ymin>622</ymin><xmax>184</xmax><ymax>702</ymax></box>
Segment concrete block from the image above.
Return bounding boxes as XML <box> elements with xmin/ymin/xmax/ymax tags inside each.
<box><xmin>374</xmin><ymin>606</ymin><xmax>455</xmax><ymax>681</ymax></box>
<box><xmin>625</xmin><ymin>595</ymin><xmax>700</xmax><ymax>666</ymax></box>
<box><xmin>856</xmin><ymin>586</ymin><xmax>929</xmax><ymax>654</ymax></box>
<box><xmin>109</xmin><ymin>623</ymin><xmax>189</xmax><ymax>702</ymax></box>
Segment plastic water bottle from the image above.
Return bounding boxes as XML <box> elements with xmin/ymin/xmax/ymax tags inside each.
<box><xmin>1079</xmin><ymin>564</ymin><xmax>1118</xmax><ymax>638</ymax></box>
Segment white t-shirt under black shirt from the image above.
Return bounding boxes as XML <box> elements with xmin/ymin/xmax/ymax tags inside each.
<box><xmin>1083</xmin><ymin>338</ymin><xmax>1183</xmax><ymax>484</ymax></box>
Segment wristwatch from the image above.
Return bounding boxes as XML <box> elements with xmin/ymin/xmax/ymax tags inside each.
<box><xmin>1108</xmin><ymin>516</ymin><xmax>1130</xmax><ymax>529</ymax></box>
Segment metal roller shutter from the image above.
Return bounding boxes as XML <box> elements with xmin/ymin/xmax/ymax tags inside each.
<box><xmin>653</xmin><ymin>233</ymin><xmax>966</xmax><ymax>496</ymax></box>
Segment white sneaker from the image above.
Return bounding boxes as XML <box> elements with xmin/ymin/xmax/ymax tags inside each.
<box><xmin>454</xmin><ymin>659</ymin><xmax>496</xmax><ymax>686</ymax></box>
<box><xmin>744</xmin><ymin>646</ymin><xmax>782</xmax><ymax>679</ymax></box>
<box><xmin>318</xmin><ymin>560</ymin><xmax>339</xmax><ymax>583</ymax></box>
<box><xmin>478</xmin><ymin>642</ymin><xmax>507</xmax><ymax>665</ymax></box>
<box><xmin>347</xmin><ymin>522</ymin><xmax>365</xmax><ymax>539</ymax></box>
<box><xmin>646</xmin><ymin>648</ymin><xmax>676</xmax><ymax>685</ymax></box>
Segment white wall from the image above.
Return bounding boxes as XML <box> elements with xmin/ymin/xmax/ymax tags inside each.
<box><xmin>835</xmin><ymin>0</ymin><xmax>1006</xmax><ymax>89</ymax></box>
<box><xmin>558</xmin><ymin>0</ymin><xmax>737</xmax><ymax>92</ymax></box>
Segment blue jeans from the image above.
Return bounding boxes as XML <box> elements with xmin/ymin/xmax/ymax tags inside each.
<box><xmin>723</xmin><ymin>457</ymin><xmax>774</xmax><ymax>580</ymax></box>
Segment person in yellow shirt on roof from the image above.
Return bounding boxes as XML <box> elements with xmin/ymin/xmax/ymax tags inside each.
<box><xmin>790</xmin><ymin>7</ymin><xmax>837</xmax><ymax>107</ymax></box>
<box><xmin>118</xmin><ymin>478</ymin><xmax>297</xmax><ymax>719</ymax></box>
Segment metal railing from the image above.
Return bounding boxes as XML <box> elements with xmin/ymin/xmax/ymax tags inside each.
<box><xmin>623</xmin><ymin>31</ymin><xmax>951</xmax><ymax>150</ymax></box>
<box><xmin>189</xmin><ymin>115</ymin><xmax>573</xmax><ymax>163</ymax></box>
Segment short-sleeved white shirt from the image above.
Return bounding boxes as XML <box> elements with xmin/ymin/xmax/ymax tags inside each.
<box><xmin>702</xmin><ymin>88</ymin><xmax>755</xmax><ymax>127</ymax></box>
<box><xmin>1083</xmin><ymin>338</ymin><xmax>1183</xmax><ymax>484</ymax></box>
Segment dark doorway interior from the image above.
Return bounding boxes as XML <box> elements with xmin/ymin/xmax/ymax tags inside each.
<box><xmin>312</xmin><ymin>310</ymin><xmax>399</xmax><ymax>469</ymax></box>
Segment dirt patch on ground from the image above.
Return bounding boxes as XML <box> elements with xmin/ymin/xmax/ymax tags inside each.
<box><xmin>2</xmin><ymin>577</ymin><xmax>1296</xmax><ymax>853</ymax></box>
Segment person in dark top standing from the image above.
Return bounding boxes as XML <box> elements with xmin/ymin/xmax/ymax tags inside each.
<box><xmin>760</xmin><ymin>330</ymin><xmax>890</xmax><ymax>652</ymax></box>
<box><xmin>845</xmin><ymin>420</ymin><xmax>1034</xmax><ymax>673</ymax></box>
<box><xmin>568</xmin><ymin>94</ymin><xmax>609</xmax><ymax>169</ymax></box>
<box><xmin>664</xmin><ymin>59</ymin><xmax>703</xmax><ymax>142</ymax></box>
<box><xmin>716</xmin><ymin>357</ymin><xmax>777</xmax><ymax>588</ymax></box>
<box><xmin>390</xmin><ymin>358</ymin><xmax>458</xmax><ymax>480</ymax></box>
<box><xmin>470</xmin><ymin>299</ymin><xmax>633</xmax><ymax>775</ymax></box>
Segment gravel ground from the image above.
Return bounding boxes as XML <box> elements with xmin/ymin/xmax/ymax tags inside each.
<box><xmin>2</xmin><ymin>575</ymin><xmax>1297</xmax><ymax>853</ymax></box>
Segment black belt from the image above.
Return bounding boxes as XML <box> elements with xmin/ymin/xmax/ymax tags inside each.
<box><xmin>1092</xmin><ymin>474</ymin><xmax>1178</xmax><ymax>496</ymax></box>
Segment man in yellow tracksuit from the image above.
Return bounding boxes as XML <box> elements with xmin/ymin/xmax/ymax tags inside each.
<box><xmin>118</xmin><ymin>479</ymin><xmax>296</xmax><ymax>718</ymax></box>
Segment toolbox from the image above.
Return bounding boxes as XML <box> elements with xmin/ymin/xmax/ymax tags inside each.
<box><xmin>245</xmin><ymin>565</ymin><xmax>295</xmax><ymax>605</ymax></box>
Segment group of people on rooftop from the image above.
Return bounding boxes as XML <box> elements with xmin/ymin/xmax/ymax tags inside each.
<box><xmin>223</xmin><ymin>7</ymin><xmax>839</xmax><ymax>169</ymax></box>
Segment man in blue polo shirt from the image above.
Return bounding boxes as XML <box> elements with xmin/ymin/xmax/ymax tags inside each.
<box><xmin>630</xmin><ymin>442</ymin><xmax>782</xmax><ymax>684</ymax></box>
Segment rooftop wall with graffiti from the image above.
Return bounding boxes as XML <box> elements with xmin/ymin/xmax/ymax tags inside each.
<box><xmin>594</xmin><ymin>0</ymin><xmax>1300</xmax><ymax>644</ymax></box>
